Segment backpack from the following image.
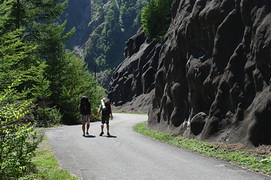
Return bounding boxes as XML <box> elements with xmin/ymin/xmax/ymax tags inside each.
<box><xmin>80</xmin><ymin>97</ymin><xmax>91</xmax><ymax>115</ymax></box>
<box><xmin>101</xmin><ymin>99</ymin><xmax>111</xmax><ymax>115</ymax></box>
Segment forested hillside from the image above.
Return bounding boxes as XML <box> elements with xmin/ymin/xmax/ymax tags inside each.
<box><xmin>0</xmin><ymin>1</ymin><xmax>103</xmax><ymax>178</ymax></box>
<box><xmin>62</xmin><ymin>0</ymin><xmax>91</xmax><ymax>49</ymax></box>
<box><xmin>63</xmin><ymin>0</ymin><xmax>149</xmax><ymax>86</ymax></box>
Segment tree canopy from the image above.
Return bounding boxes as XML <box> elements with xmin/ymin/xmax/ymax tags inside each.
<box><xmin>83</xmin><ymin>0</ymin><xmax>149</xmax><ymax>86</ymax></box>
<box><xmin>0</xmin><ymin>0</ymin><xmax>104</xmax><ymax>177</ymax></box>
<box><xmin>141</xmin><ymin>0</ymin><xmax>173</xmax><ymax>40</ymax></box>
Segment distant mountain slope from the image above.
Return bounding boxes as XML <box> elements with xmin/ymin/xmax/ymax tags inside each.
<box><xmin>62</xmin><ymin>0</ymin><xmax>91</xmax><ymax>49</ymax></box>
<box><xmin>62</xmin><ymin>0</ymin><xmax>149</xmax><ymax>86</ymax></box>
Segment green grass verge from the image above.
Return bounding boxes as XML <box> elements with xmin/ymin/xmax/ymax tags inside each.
<box><xmin>20</xmin><ymin>134</ymin><xmax>80</xmax><ymax>180</ymax></box>
<box><xmin>134</xmin><ymin>122</ymin><xmax>271</xmax><ymax>176</ymax></box>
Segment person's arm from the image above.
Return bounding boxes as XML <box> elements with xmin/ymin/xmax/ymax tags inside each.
<box><xmin>98</xmin><ymin>105</ymin><xmax>102</xmax><ymax>115</ymax></box>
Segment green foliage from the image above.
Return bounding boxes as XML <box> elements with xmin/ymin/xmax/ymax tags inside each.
<box><xmin>0</xmin><ymin>0</ymin><xmax>49</xmax><ymax>100</ymax></box>
<box><xmin>141</xmin><ymin>0</ymin><xmax>173</xmax><ymax>40</ymax></box>
<box><xmin>0</xmin><ymin>2</ymin><xmax>45</xmax><ymax>177</ymax></box>
<box><xmin>33</xmin><ymin>106</ymin><xmax>62</xmax><ymax>127</ymax></box>
<box><xmin>1</xmin><ymin>0</ymin><xmax>105</xmax><ymax>128</ymax></box>
<box><xmin>4</xmin><ymin>0</ymin><xmax>101</xmax><ymax>125</ymax></box>
<box><xmin>0</xmin><ymin>89</ymin><xmax>40</xmax><ymax>179</ymax></box>
<box><xmin>84</xmin><ymin>0</ymin><xmax>149</xmax><ymax>86</ymax></box>
<box><xmin>0</xmin><ymin>0</ymin><xmax>104</xmax><ymax>177</ymax></box>
<box><xmin>56</xmin><ymin>52</ymin><xmax>104</xmax><ymax>124</ymax></box>
<box><xmin>7</xmin><ymin>0</ymin><xmax>68</xmax><ymax>30</ymax></box>
<box><xmin>20</xmin><ymin>135</ymin><xmax>79</xmax><ymax>180</ymax></box>
<box><xmin>0</xmin><ymin>0</ymin><xmax>50</xmax><ymax>115</ymax></box>
<box><xmin>134</xmin><ymin>122</ymin><xmax>271</xmax><ymax>176</ymax></box>
<box><xmin>0</xmin><ymin>28</ymin><xmax>50</xmax><ymax>101</ymax></box>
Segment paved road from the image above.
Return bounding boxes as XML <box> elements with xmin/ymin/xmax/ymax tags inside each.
<box><xmin>46</xmin><ymin>113</ymin><xmax>270</xmax><ymax>180</ymax></box>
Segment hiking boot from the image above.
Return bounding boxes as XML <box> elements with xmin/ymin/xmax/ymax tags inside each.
<box><xmin>107</xmin><ymin>132</ymin><xmax>111</xmax><ymax>136</ymax></box>
<box><xmin>99</xmin><ymin>132</ymin><xmax>104</xmax><ymax>136</ymax></box>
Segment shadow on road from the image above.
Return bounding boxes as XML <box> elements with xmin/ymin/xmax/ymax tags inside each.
<box><xmin>106</xmin><ymin>135</ymin><xmax>117</xmax><ymax>138</ymax></box>
<box><xmin>84</xmin><ymin>135</ymin><xmax>96</xmax><ymax>138</ymax></box>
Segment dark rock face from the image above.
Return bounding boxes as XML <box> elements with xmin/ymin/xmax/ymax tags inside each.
<box><xmin>108</xmin><ymin>31</ymin><xmax>161</xmax><ymax>108</ymax></box>
<box><xmin>63</xmin><ymin>0</ymin><xmax>91</xmax><ymax>49</ymax></box>
<box><xmin>109</xmin><ymin>0</ymin><xmax>271</xmax><ymax>146</ymax></box>
<box><xmin>190</xmin><ymin>112</ymin><xmax>207</xmax><ymax>136</ymax></box>
<box><xmin>148</xmin><ymin>0</ymin><xmax>271</xmax><ymax>146</ymax></box>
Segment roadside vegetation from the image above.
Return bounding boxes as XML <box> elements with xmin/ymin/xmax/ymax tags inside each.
<box><xmin>134</xmin><ymin>122</ymin><xmax>271</xmax><ymax>176</ymax></box>
<box><xmin>20</xmin><ymin>134</ymin><xmax>79</xmax><ymax>180</ymax></box>
<box><xmin>0</xmin><ymin>0</ymin><xmax>103</xmax><ymax>178</ymax></box>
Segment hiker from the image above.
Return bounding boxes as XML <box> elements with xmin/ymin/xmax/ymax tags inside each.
<box><xmin>99</xmin><ymin>98</ymin><xmax>113</xmax><ymax>136</ymax></box>
<box><xmin>79</xmin><ymin>96</ymin><xmax>92</xmax><ymax>136</ymax></box>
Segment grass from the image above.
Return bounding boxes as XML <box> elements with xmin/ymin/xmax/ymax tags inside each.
<box><xmin>134</xmin><ymin>122</ymin><xmax>271</xmax><ymax>177</ymax></box>
<box><xmin>20</xmin><ymin>133</ymin><xmax>80</xmax><ymax>180</ymax></box>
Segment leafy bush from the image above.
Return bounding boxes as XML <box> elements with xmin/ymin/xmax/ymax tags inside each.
<box><xmin>33</xmin><ymin>106</ymin><xmax>62</xmax><ymax>127</ymax></box>
<box><xmin>141</xmin><ymin>0</ymin><xmax>173</xmax><ymax>40</ymax></box>
<box><xmin>0</xmin><ymin>90</ymin><xmax>40</xmax><ymax>179</ymax></box>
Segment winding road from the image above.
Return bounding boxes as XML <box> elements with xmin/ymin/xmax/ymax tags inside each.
<box><xmin>46</xmin><ymin>113</ymin><xmax>270</xmax><ymax>180</ymax></box>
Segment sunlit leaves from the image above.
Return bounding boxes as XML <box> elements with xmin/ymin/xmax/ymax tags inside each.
<box><xmin>0</xmin><ymin>89</ymin><xmax>40</xmax><ymax>179</ymax></box>
<box><xmin>141</xmin><ymin>0</ymin><xmax>173</xmax><ymax>40</ymax></box>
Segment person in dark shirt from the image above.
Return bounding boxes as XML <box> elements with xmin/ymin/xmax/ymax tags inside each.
<box><xmin>79</xmin><ymin>96</ymin><xmax>92</xmax><ymax>136</ymax></box>
<box><xmin>99</xmin><ymin>98</ymin><xmax>113</xmax><ymax>136</ymax></box>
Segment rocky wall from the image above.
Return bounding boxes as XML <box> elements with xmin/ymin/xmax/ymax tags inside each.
<box><xmin>149</xmin><ymin>0</ymin><xmax>271</xmax><ymax>146</ymax></box>
<box><xmin>108</xmin><ymin>31</ymin><xmax>161</xmax><ymax>108</ymax></box>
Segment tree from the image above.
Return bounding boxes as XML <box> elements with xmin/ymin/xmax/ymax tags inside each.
<box><xmin>0</xmin><ymin>0</ymin><xmax>50</xmax><ymax>101</ymax></box>
<box><xmin>0</xmin><ymin>1</ymin><xmax>41</xmax><ymax>178</ymax></box>
<box><xmin>141</xmin><ymin>0</ymin><xmax>173</xmax><ymax>40</ymax></box>
<box><xmin>57</xmin><ymin>52</ymin><xmax>104</xmax><ymax>124</ymax></box>
<box><xmin>1</xmin><ymin>0</ymin><xmax>103</xmax><ymax>125</ymax></box>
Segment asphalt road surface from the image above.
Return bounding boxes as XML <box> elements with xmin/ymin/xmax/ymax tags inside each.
<box><xmin>46</xmin><ymin>113</ymin><xmax>270</xmax><ymax>180</ymax></box>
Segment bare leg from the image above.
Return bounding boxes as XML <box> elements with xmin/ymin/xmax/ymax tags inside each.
<box><xmin>82</xmin><ymin>122</ymin><xmax>86</xmax><ymax>136</ymax></box>
<box><xmin>100</xmin><ymin>124</ymin><xmax>104</xmax><ymax>136</ymax></box>
<box><xmin>86</xmin><ymin>124</ymin><xmax>90</xmax><ymax>134</ymax></box>
<box><xmin>106</xmin><ymin>124</ymin><xmax>110</xmax><ymax>136</ymax></box>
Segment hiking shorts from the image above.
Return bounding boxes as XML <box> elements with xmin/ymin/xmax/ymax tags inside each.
<box><xmin>101</xmin><ymin>115</ymin><xmax>110</xmax><ymax>125</ymax></box>
<box><xmin>81</xmin><ymin>115</ymin><xmax>90</xmax><ymax>125</ymax></box>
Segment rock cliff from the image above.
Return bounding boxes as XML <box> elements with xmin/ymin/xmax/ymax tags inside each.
<box><xmin>63</xmin><ymin>0</ymin><xmax>91</xmax><ymax>49</ymax></box>
<box><xmin>108</xmin><ymin>30</ymin><xmax>161</xmax><ymax>112</ymax></box>
<box><xmin>109</xmin><ymin>0</ymin><xmax>271</xmax><ymax>146</ymax></box>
